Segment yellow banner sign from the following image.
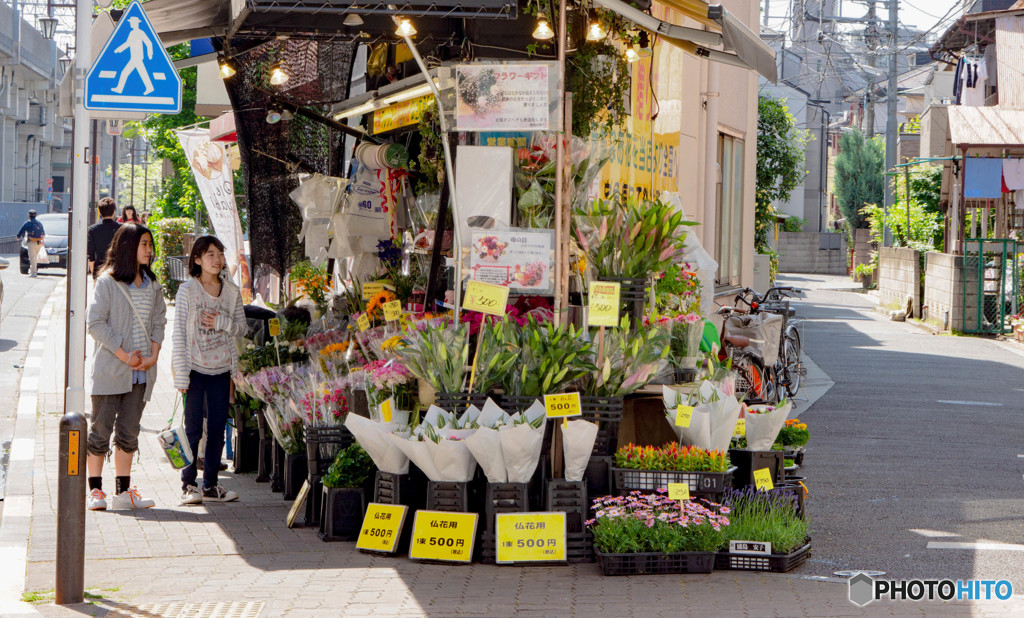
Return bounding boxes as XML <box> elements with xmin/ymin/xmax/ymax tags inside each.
<box><xmin>409</xmin><ymin>510</ymin><xmax>478</xmax><ymax>563</ymax></box>
<box><xmin>587</xmin><ymin>281</ymin><xmax>621</xmax><ymax>327</ymax></box>
<box><xmin>356</xmin><ymin>503</ymin><xmax>408</xmax><ymax>553</ymax></box>
<box><xmin>373</xmin><ymin>94</ymin><xmax>434</xmax><ymax>134</ymax></box>
<box><xmin>495</xmin><ymin>512</ymin><xmax>567</xmax><ymax>563</ymax></box>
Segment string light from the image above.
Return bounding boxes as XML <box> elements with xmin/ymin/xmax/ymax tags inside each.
<box><xmin>269</xmin><ymin>63</ymin><xmax>289</xmax><ymax>85</ymax></box>
<box><xmin>395</xmin><ymin>18</ymin><xmax>417</xmax><ymax>37</ymax></box>
<box><xmin>586</xmin><ymin>11</ymin><xmax>606</xmax><ymax>42</ymax></box>
<box><xmin>218</xmin><ymin>58</ymin><xmax>236</xmax><ymax>79</ymax></box>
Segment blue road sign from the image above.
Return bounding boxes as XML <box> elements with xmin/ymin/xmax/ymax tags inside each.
<box><xmin>85</xmin><ymin>1</ymin><xmax>181</xmax><ymax>114</ymax></box>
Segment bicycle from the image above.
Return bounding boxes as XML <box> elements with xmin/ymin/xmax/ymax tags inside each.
<box><xmin>734</xmin><ymin>286</ymin><xmax>805</xmax><ymax>398</ymax></box>
<box><xmin>716</xmin><ymin>304</ymin><xmax>780</xmax><ymax>404</ymax></box>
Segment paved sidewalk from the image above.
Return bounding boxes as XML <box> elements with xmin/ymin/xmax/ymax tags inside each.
<box><xmin>12</xmin><ymin>285</ymin><xmax>1024</xmax><ymax>616</ymax></box>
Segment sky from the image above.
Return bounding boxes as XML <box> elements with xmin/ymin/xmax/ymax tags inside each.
<box><xmin>764</xmin><ymin>0</ymin><xmax>966</xmax><ymax>43</ymax></box>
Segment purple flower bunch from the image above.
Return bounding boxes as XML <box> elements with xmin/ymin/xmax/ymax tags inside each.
<box><xmin>588</xmin><ymin>491</ymin><xmax>730</xmax><ymax>554</ymax></box>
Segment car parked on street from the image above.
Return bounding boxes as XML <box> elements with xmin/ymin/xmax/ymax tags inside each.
<box><xmin>20</xmin><ymin>213</ymin><xmax>68</xmax><ymax>274</ymax></box>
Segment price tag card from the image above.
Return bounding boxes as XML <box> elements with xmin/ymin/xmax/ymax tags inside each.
<box><xmin>356</xmin><ymin>503</ymin><xmax>408</xmax><ymax>553</ymax></box>
<box><xmin>753</xmin><ymin>467</ymin><xmax>775</xmax><ymax>491</ymax></box>
<box><xmin>495</xmin><ymin>512</ymin><xmax>566</xmax><ymax>563</ymax></box>
<box><xmin>544</xmin><ymin>392</ymin><xmax>581</xmax><ymax>418</ymax></box>
<box><xmin>409</xmin><ymin>510</ymin><xmax>478</xmax><ymax>563</ymax></box>
<box><xmin>675</xmin><ymin>405</ymin><xmax>694</xmax><ymax>428</ymax></box>
<box><xmin>380</xmin><ymin>397</ymin><xmax>395</xmax><ymax>423</ymax></box>
<box><xmin>667</xmin><ymin>483</ymin><xmax>690</xmax><ymax>502</ymax></box>
<box><xmin>463</xmin><ymin>280</ymin><xmax>509</xmax><ymax>316</ymax></box>
<box><xmin>587</xmin><ymin>281</ymin><xmax>621</xmax><ymax>328</ymax></box>
<box><xmin>268</xmin><ymin>318</ymin><xmax>281</xmax><ymax>338</ymax></box>
<box><xmin>362</xmin><ymin>281</ymin><xmax>385</xmax><ymax>299</ymax></box>
<box><xmin>729</xmin><ymin>540</ymin><xmax>772</xmax><ymax>556</ymax></box>
<box><xmin>356</xmin><ymin>313</ymin><xmax>370</xmax><ymax>332</ymax></box>
<box><xmin>383</xmin><ymin>300</ymin><xmax>403</xmax><ymax>322</ymax></box>
<box><xmin>733</xmin><ymin>417</ymin><xmax>746</xmax><ymax>437</ymax></box>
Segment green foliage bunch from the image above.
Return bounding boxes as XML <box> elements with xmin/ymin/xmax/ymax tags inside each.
<box><xmin>721</xmin><ymin>487</ymin><xmax>808</xmax><ymax>554</ymax></box>
<box><xmin>585</xmin><ymin>317</ymin><xmax>670</xmax><ymax>397</ymax></box>
<box><xmin>148</xmin><ymin>217</ymin><xmax>192</xmax><ymax>299</ymax></box>
<box><xmin>322</xmin><ymin>444</ymin><xmax>376</xmax><ymax>489</ymax></box>
<box><xmin>472</xmin><ymin>319</ymin><xmax>521</xmax><ymax>394</ymax></box>
<box><xmin>755</xmin><ymin>96</ymin><xmax>810</xmax><ymax>252</ymax></box>
<box><xmin>565</xmin><ymin>41</ymin><xmax>629</xmax><ymax>138</ymax></box>
<box><xmin>834</xmin><ymin>129</ymin><xmax>884</xmax><ymax>229</ymax></box>
<box><xmin>397</xmin><ymin>321</ymin><xmax>469</xmax><ymax>393</ymax></box>
<box><xmin>511</xmin><ymin>317</ymin><xmax>596</xmax><ymax>397</ymax></box>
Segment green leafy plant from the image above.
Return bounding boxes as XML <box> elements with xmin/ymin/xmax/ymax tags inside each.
<box><xmin>289</xmin><ymin>260</ymin><xmax>332</xmax><ymax>313</ymax></box>
<box><xmin>590</xmin><ymin>492</ymin><xmax>730</xmax><ymax>554</ymax></box>
<box><xmin>397</xmin><ymin>321</ymin><xmax>469</xmax><ymax>393</ymax></box>
<box><xmin>755</xmin><ymin>96</ymin><xmax>810</xmax><ymax>253</ymax></box>
<box><xmin>322</xmin><ymin>444</ymin><xmax>376</xmax><ymax>489</ymax></box>
<box><xmin>614</xmin><ymin>443</ymin><xmax>730</xmax><ymax>472</ymax></box>
<box><xmin>721</xmin><ymin>486</ymin><xmax>808</xmax><ymax>554</ymax></box>
<box><xmin>149</xmin><ymin>217</ymin><xmax>192</xmax><ymax>299</ymax></box>
<box><xmin>512</xmin><ymin>317</ymin><xmax>596</xmax><ymax>397</ymax></box>
<box><xmin>471</xmin><ymin>319</ymin><xmax>521</xmax><ymax>394</ymax></box>
<box><xmin>565</xmin><ymin>41</ymin><xmax>629</xmax><ymax>138</ymax></box>
<box><xmin>414</xmin><ymin>101</ymin><xmax>444</xmax><ymax>194</ymax></box>
<box><xmin>776</xmin><ymin>418</ymin><xmax>809</xmax><ymax>448</ymax></box>
<box><xmin>834</xmin><ymin>129</ymin><xmax>885</xmax><ymax>230</ymax></box>
<box><xmin>586</xmin><ymin>318</ymin><xmax>669</xmax><ymax>397</ymax></box>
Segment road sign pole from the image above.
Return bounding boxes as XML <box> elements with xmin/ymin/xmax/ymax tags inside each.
<box><xmin>57</xmin><ymin>0</ymin><xmax>92</xmax><ymax>605</ymax></box>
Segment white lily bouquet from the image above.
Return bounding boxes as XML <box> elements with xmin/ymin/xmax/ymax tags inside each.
<box><xmin>663</xmin><ymin>381</ymin><xmax>742</xmax><ymax>453</ymax></box>
<box><xmin>463</xmin><ymin>399</ymin><xmax>547</xmax><ymax>484</ymax></box>
<box><xmin>743</xmin><ymin>399</ymin><xmax>793</xmax><ymax>451</ymax></box>
<box><xmin>344</xmin><ymin>413</ymin><xmax>411</xmax><ymax>475</ymax></box>
<box><xmin>388</xmin><ymin>405</ymin><xmax>481</xmax><ymax>482</ymax></box>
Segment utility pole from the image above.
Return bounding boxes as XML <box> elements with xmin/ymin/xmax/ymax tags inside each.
<box><xmin>864</xmin><ymin>1</ymin><xmax>877</xmax><ymax>136</ymax></box>
<box><xmin>883</xmin><ymin>0</ymin><xmax>898</xmax><ymax>246</ymax></box>
<box><xmin>763</xmin><ymin>0</ymin><xmax>770</xmax><ymax>26</ymax></box>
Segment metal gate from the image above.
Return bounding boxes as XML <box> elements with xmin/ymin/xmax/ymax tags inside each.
<box><xmin>962</xmin><ymin>239</ymin><xmax>1019</xmax><ymax>334</ymax></box>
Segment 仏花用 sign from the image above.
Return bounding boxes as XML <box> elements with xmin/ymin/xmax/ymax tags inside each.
<box><xmin>456</xmin><ymin>64</ymin><xmax>550</xmax><ymax>132</ymax></box>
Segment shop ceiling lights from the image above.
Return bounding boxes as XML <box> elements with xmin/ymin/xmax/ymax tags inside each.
<box><xmin>395</xmin><ymin>18</ymin><xmax>417</xmax><ymax>37</ymax></box>
<box><xmin>586</xmin><ymin>12</ymin><xmax>606</xmax><ymax>42</ymax></box>
<box><xmin>344</xmin><ymin>12</ymin><xmax>364</xmax><ymax>26</ymax></box>
<box><xmin>269</xmin><ymin>63</ymin><xmax>289</xmax><ymax>86</ymax></box>
<box><xmin>334</xmin><ymin>81</ymin><xmax>438</xmax><ymax>120</ymax></box>
<box><xmin>625</xmin><ymin>45</ymin><xmax>639</xmax><ymax>62</ymax></box>
<box><xmin>266</xmin><ymin>109</ymin><xmax>282</xmax><ymax>124</ymax></box>
<box><xmin>533</xmin><ymin>14</ymin><xmax>554</xmax><ymax>40</ymax></box>
<box><xmin>218</xmin><ymin>58</ymin><xmax>236</xmax><ymax>79</ymax></box>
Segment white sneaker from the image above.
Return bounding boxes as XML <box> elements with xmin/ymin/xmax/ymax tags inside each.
<box><xmin>202</xmin><ymin>486</ymin><xmax>239</xmax><ymax>502</ymax></box>
<box><xmin>181</xmin><ymin>485</ymin><xmax>203</xmax><ymax>505</ymax></box>
<box><xmin>87</xmin><ymin>488</ymin><xmax>107</xmax><ymax>511</ymax></box>
<box><xmin>111</xmin><ymin>487</ymin><xmax>156</xmax><ymax>509</ymax></box>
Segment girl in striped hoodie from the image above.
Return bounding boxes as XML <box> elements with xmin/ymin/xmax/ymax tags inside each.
<box><xmin>172</xmin><ymin>236</ymin><xmax>246</xmax><ymax>504</ymax></box>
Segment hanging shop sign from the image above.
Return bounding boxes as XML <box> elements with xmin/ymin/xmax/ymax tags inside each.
<box><xmin>409</xmin><ymin>510</ymin><xmax>478</xmax><ymax>563</ymax></box>
<box><xmin>495</xmin><ymin>512</ymin><xmax>567</xmax><ymax>563</ymax></box>
<box><xmin>455</xmin><ymin>63</ymin><xmax>552</xmax><ymax>132</ymax></box>
<box><xmin>469</xmin><ymin>228</ymin><xmax>554</xmax><ymax>293</ymax></box>
<box><xmin>372</xmin><ymin>94</ymin><xmax>434</xmax><ymax>134</ymax></box>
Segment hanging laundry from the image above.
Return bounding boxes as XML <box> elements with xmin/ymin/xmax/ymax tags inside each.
<box><xmin>959</xmin><ymin>57</ymin><xmax>988</xmax><ymax>107</ymax></box>
<box><xmin>964</xmin><ymin>157</ymin><xmax>1003</xmax><ymax>199</ymax></box>
<box><xmin>1002</xmin><ymin>159</ymin><xmax>1024</xmax><ymax>191</ymax></box>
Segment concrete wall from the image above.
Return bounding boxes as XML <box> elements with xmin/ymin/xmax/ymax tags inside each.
<box><xmin>923</xmin><ymin>251</ymin><xmax>979</xmax><ymax>332</ymax></box>
<box><xmin>776</xmin><ymin>231</ymin><xmax>848</xmax><ymax>274</ymax></box>
<box><xmin>878</xmin><ymin>247</ymin><xmax>921</xmax><ymax>315</ymax></box>
<box><xmin>852</xmin><ymin>228</ymin><xmax>873</xmax><ymax>271</ymax></box>
<box><xmin>919</xmin><ymin>105</ymin><xmax>949</xmax><ymax>159</ymax></box>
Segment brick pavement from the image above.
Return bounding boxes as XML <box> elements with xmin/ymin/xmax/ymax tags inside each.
<box><xmin>15</xmin><ymin>290</ymin><xmax>1024</xmax><ymax>616</ymax></box>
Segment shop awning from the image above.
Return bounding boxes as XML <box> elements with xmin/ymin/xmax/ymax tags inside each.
<box><xmin>593</xmin><ymin>0</ymin><xmax>777</xmax><ymax>82</ymax></box>
<box><xmin>140</xmin><ymin>0</ymin><xmax>230</xmax><ymax>46</ymax></box>
<box><xmin>210</xmin><ymin>111</ymin><xmax>237</xmax><ymax>142</ymax></box>
<box><xmin>948</xmin><ymin>105</ymin><xmax>1024</xmax><ymax>147</ymax></box>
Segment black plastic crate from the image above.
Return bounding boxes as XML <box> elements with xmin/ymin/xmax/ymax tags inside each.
<box><xmin>584</xmin><ymin>456</ymin><xmax>613</xmax><ymax>499</ymax></box>
<box><xmin>776</xmin><ymin>482</ymin><xmax>807</xmax><ymax>520</ymax></box>
<box><xmin>427</xmin><ymin>481</ymin><xmax>470</xmax><ymax>513</ymax></box>
<box><xmin>374</xmin><ymin>470</ymin><xmax>428</xmax><ymax>509</ymax></box>
<box><xmin>435</xmin><ymin>392</ymin><xmax>492</xmax><ymax>416</ymax></box>
<box><xmin>580</xmin><ymin>396</ymin><xmax>623</xmax><ymax>457</ymax></box>
<box><xmin>546</xmin><ymin>480</ymin><xmax>587</xmax><ymax>533</ymax></box>
<box><xmin>612</xmin><ymin>467</ymin><xmax>735</xmax><ymax>495</ymax></box>
<box><xmin>728</xmin><ymin>449</ymin><xmax>785</xmax><ymax>489</ymax></box>
<box><xmin>232</xmin><ymin>427</ymin><xmax>260</xmax><ymax>474</ymax></box>
<box><xmin>596</xmin><ymin>550</ymin><xmax>715</xmax><ymax>575</ymax></box>
<box><xmin>784</xmin><ymin>447</ymin><xmax>805</xmax><ymax>467</ymax></box>
<box><xmin>317</xmin><ymin>487</ymin><xmax>366</xmax><ymax>542</ymax></box>
<box><xmin>305</xmin><ymin>426</ymin><xmax>356</xmax><ymax>477</ymax></box>
<box><xmin>484</xmin><ymin>482</ymin><xmax>529</xmax><ymax>532</ymax></box>
<box><xmin>499</xmin><ymin>395</ymin><xmax>544</xmax><ymax>414</ymax></box>
<box><xmin>714</xmin><ymin>540</ymin><xmax>811</xmax><ymax>572</ymax></box>
<box><xmin>283</xmin><ymin>453</ymin><xmax>307</xmax><ymax>500</ymax></box>
<box><xmin>254</xmin><ymin>408</ymin><xmax>272</xmax><ymax>482</ymax></box>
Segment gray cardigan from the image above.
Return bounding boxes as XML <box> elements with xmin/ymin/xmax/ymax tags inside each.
<box><xmin>87</xmin><ymin>273</ymin><xmax>167</xmax><ymax>401</ymax></box>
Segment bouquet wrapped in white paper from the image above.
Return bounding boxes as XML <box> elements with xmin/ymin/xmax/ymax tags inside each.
<box><xmin>387</xmin><ymin>404</ymin><xmax>480</xmax><ymax>482</ymax></box>
<box><xmin>743</xmin><ymin>399</ymin><xmax>793</xmax><ymax>451</ymax></box>
<box><xmin>463</xmin><ymin>399</ymin><xmax>546</xmax><ymax>483</ymax></box>
<box><xmin>663</xmin><ymin>381</ymin><xmax>742</xmax><ymax>453</ymax></box>
<box><xmin>562</xmin><ymin>419</ymin><xmax>599</xmax><ymax>482</ymax></box>
<box><xmin>345</xmin><ymin>413</ymin><xmax>410</xmax><ymax>474</ymax></box>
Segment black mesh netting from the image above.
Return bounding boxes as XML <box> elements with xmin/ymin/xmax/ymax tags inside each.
<box><xmin>223</xmin><ymin>37</ymin><xmax>357</xmax><ymax>278</ymax></box>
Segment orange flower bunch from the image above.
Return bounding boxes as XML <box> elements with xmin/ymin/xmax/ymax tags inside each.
<box><xmin>614</xmin><ymin>442</ymin><xmax>730</xmax><ymax>472</ymax></box>
<box><xmin>777</xmin><ymin>419</ymin><xmax>809</xmax><ymax>447</ymax></box>
<box><xmin>365</xmin><ymin>289</ymin><xmax>397</xmax><ymax>319</ymax></box>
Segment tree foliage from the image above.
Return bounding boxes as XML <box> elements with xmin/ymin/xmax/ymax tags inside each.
<box><xmin>755</xmin><ymin>96</ymin><xmax>809</xmax><ymax>252</ymax></box>
<box><xmin>877</xmin><ymin>164</ymin><xmax>943</xmax><ymax>250</ymax></box>
<box><xmin>833</xmin><ymin>129</ymin><xmax>884</xmax><ymax>229</ymax></box>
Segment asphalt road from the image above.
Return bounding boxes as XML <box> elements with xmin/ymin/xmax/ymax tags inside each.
<box><xmin>779</xmin><ymin>274</ymin><xmax>1024</xmax><ymax>589</ymax></box>
<box><xmin>0</xmin><ymin>255</ymin><xmax>63</xmax><ymax>507</ymax></box>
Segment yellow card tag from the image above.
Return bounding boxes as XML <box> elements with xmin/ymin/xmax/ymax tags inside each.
<box><xmin>362</xmin><ymin>281</ymin><xmax>385</xmax><ymax>299</ymax></box>
<box><xmin>675</xmin><ymin>405</ymin><xmax>694</xmax><ymax>428</ymax></box>
<box><xmin>495</xmin><ymin>512</ymin><xmax>566</xmax><ymax>563</ymax></box>
<box><xmin>356</xmin><ymin>503</ymin><xmax>408</xmax><ymax>553</ymax></box>
<box><xmin>268</xmin><ymin>318</ymin><xmax>281</xmax><ymax>338</ymax></box>
<box><xmin>356</xmin><ymin>313</ymin><xmax>370</xmax><ymax>332</ymax></box>
<box><xmin>734</xmin><ymin>417</ymin><xmax>746</xmax><ymax>437</ymax></box>
<box><xmin>544</xmin><ymin>392</ymin><xmax>581</xmax><ymax>418</ymax></box>
<box><xmin>463</xmin><ymin>280</ymin><xmax>509</xmax><ymax>316</ymax></box>
<box><xmin>667</xmin><ymin>483</ymin><xmax>690</xmax><ymax>501</ymax></box>
<box><xmin>380</xmin><ymin>397</ymin><xmax>395</xmax><ymax>423</ymax></box>
<box><xmin>587</xmin><ymin>281</ymin><xmax>621</xmax><ymax>328</ymax></box>
<box><xmin>383</xmin><ymin>300</ymin><xmax>403</xmax><ymax>322</ymax></box>
<box><xmin>409</xmin><ymin>510</ymin><xmax>478</xmax><ymax>563</ymax></box>
<box><xmin>753</xmin><ymin>468</ymin><xmax>775</xmax><ymax>491</ymax></box>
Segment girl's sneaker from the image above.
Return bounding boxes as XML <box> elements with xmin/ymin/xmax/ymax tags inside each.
<box><xmin>111</xmin><ymin>487</ymin><xmax>156</xmax><ymax>509</ymax></box>
<box><xmin>202</xmin><ymin>486</ymin><xmax>239</xmax><ymax>502</ymax></box>
<box><xmin>87</xmin><ymin>488</ymin><xmax>107</xmax><ymax>511</ymax></box>
<box><xmin>181</xmin><ymin>485</ymin><xmax>203</xmax><ymax>505</ymax></box>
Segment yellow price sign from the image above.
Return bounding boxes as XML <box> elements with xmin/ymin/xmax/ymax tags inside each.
<box><xmin>463</xmin><ymin>280</ymin><xmax>509</xmax><ymax>316</ymax></box>
<box><xmin>409</xmin><ymin>510</ymin><xmax>478</xmax><ymax>563</ymax></box>
<box><xmin>587</xmin><ymin>281</ymin><xmax>621</xmax><ymax>327</ymax></box>
<box><xmin>753</xmin><ymin>468</ymin><xmax>775</xmax><ymax>491</ymax></box>
<box><xmin>734</xmin><ymin>417</ymin><xmax>746</xmax><ymax>437</ymax></box>
<box><xmin>380</xmin><ymin>397</ymin><xmax>395</xmax><ymax>423</ymax></box>
<box><xmin>362</xmin><ymin>281</ymin><xmax>385</xmax><ymax>299</ymax></box>
<box><xmin>268</xmin><ymin>318</ymin><xmax>281</xmax><ymax>338</ymax></box>
<box><xmin>356</xmin><ymin>503</ymin><xmax>408</xmax><ymax>553</ymax></box>
<box><xmin>675</xmin><ymin>405</ymin><xmax>694</xmax><ymax>428</ymax></box>
<box><xmin>544</xmin><ymin>392</ymin><xmax>581</xmax><ymax>418</ymax></box>
<box><xmin>495</xmin><ymin>512</ymin><xmax>567</xmax><ymax>563</ymax></box>
<box><xmin>667</xmin><ymin>483</ymin><xmax>689</xmax><ymax>502</ymax></box>
<box><xmin>356</xmin><ymin>313</ymin><xmax>370</xmax><ymax>332</ymax></box>
<box><xmin>383</xmin><ymin>300</ymin><xmax>403</xmax><ymax>322</ymax></box>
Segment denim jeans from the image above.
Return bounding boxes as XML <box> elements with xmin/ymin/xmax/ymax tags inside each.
<box><xmin>181</xmin><ymin>371</ymin><xmax>231</xmax><ymax>491</ymax></box>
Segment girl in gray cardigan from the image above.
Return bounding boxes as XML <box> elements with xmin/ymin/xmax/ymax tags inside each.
<box><xmin>86</xmin><ymin>224</ymin><xmax>166</xmax><ymax>511</ymax></box>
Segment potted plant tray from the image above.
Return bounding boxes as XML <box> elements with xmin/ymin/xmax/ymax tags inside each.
<box><xmin>596</xmin><ymin>550</ymin><xmax>715</xmax><ymax>575</ymax></box>
<box><xmin>612</xmin><ymin>467</ymin><xmax>736</xmax><ymax>495</ymax></box>
<box><xmin>714</xmin><ymin>539</ymin><xmax>812</xmax><ymax>573</ymax></box>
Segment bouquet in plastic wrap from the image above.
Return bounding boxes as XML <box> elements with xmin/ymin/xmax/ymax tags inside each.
<box><xmin>514</xmin><ymin>135</ymin><xmax>608</xmax><ymax>229</ymax></box>
<box><xmin>462</xmin><ymin>398</ymin><xmax>546</xmax><ymax>484</ymax></box>
<box><xmin>662</xmin><ymin>380</ymin><xmax>742</xmax><ymax>453</ymax></box>
<box><xmin>586</xmin><ymin>318</ymin><xmax>670</xmax><ymax>397</ymax></box>
<box><xmin>363</xmin><ymin>359</ymin><xmax>416</xmax><ymax>421</ymax></box>
<box><xmin>245</xmin><ymin>364</ymin><xmax>309</xmax><ymax>454</ymax></box>
<box><xmin>388</xmin><ymin>405</ymin><xmax>479</xmax><ymax>482</ymax></box>
<box><xmin>742</xmin><ymin>399</ymin><xmax>793</xmax><ymax>451</ymax></box>
<box><xmin>398</xmin><ymin>321</ymin><xmax>469</xmax><ymax>394</ymax></box>
<box><xmin>345</xmin><ymin>413</ymin><xmax>411</xmax><ymax>475</ymax></box>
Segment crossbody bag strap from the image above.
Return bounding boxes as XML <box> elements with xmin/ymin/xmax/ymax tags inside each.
<box><xmin>116</xmin><ymin>280</ymin><xmax>151</xmax><ymax>339</ymax></box>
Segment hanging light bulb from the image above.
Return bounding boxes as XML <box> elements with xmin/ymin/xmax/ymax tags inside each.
<box><xmin>280</xmin><ymin>109</ymin><xmax>294</xmax><ymax>121</ymax></box>
<box><xmin>626</xmin><ymin>45</ymin><xmax>640</xmax><ymax>62</ymax></box>
<box><xmin>266</xmin><ymin>108</ymin><xmax>282</xmax><ymax>124</ymax></box>
<box><xmin>218</xmin><ymin>58</ymin><xmax>236</xmax><ymax>79</ymax></box>
<box><xmin>636</xmin><ymin>31</ymin><xmax>653</xmax><ymax>57</ymax></box>
<box><xmin>343</xmin><ymin>10</ymin><xmax>364</xmax><ymax>26</ymax></box>
<box><xmin>269</xmin><ymin>62</ymin><xmax>289</xmax><ymax>85</ymax></box>
<box><xmin>586</xmin><ymin>11</ymin><xmax>606</xmax><ymax>42</ymax></box>
<box><xmin>533</xmin><ymin>14</ymin><xmax>555</xmax><ymax>40</ymax></box>
<box><xmin>395</xmin><ymin>18</ymin><xmax>417</xmax><ymax>37</ymax></box>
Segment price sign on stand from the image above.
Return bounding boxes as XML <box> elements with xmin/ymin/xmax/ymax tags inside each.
<box><xmin>357</xmin><ymin>314</ymin><xmax>370</xmax><ymax>332</ymax></box>
<box><xmin>409</xmin><ymin>510</ymin><xmax>478</xmax><ymax>563</ymax></box>
<box><xmin>383</xmin><ymin>300</ymin><xmax>403</xmax><ymax>322</ymax></box>
<box><xmin>463</xmin><ymin>280</ymin><xmax>509</xmax><ymax>316</ymax></box>
<box><xmin>356</xmin><ymin>503</ymin><xmax>408</xmax><ymax>553</ymax></box>
<box><xmin>544</xmin><ymin>392</ymin><xmax>581</xmax><ymax>418</ymax></box>
<box><xmin>675</xmin><ymin>405</ymin><xmax>694</xmax><ymax>428</ymax></box>
<box><xmin>753</xmin><ymin>468</ymin><xmax>775</xmax><ymax>491</ymax></box>
<box><xmin>587</xmin><ymin>281</ymin><xmax>621</xmax><ymax>327</ymax></box>
<box><xmin>380</xmin><ymin>397</ymin><xmax>395</xmax><ymax>423</ymax></box>
<box><xmin>667</xmin><ymin>483</ymin><xmax>690</xmax><ymax>502</ymax></box>
<box><xmin>268</xmin><ymin>318</ymin><xmax>281</xmax><ymax>337</ymax></box>
<box><xmin>495</xmin><ymin>512</ymin><xmax>567</xmax><ymax>563</ymax></box>
<box><xmin>362</xmin><ymin>281</ymin><xmax>385</xmax><ymax>299</ymax></box>
<box><xmin>733</xmin><ymin>417</ymin><xmax>746</xmax><ymax>437</ymax></box>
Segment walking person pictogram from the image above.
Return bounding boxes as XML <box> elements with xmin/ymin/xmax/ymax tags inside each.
<box><xmin>111</xmin><ymin>16</ymin><xmax>154</xmax><ymax>95</ymax></box>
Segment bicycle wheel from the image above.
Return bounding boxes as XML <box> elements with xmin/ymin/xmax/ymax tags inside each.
<box><xmin>783</xmin><ymin>329</ymin><xmax>803</xmax><ymax>397</ymax></box>
<box><xmin>734</xmin><ymin>354</ymin><xmax>778</xmax><ymax>404</ymax></box>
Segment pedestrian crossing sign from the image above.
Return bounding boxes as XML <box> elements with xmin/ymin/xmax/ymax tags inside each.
<box><xmin>85</xmin><ymin>1</ymin><xmax>181</xmax><ymax>114</ymax></box>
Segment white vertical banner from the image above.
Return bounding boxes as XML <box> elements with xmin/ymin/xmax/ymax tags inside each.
<box><xmin>175</xmin><ymin>127</ymin><xmax>251</xmax><ymax>302</ymax></box>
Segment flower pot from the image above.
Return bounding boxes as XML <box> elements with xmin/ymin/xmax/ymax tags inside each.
<box><xmin>714</xmin><ymin>539</ymin><xmax>811</xmax><ymax>573</ymax></box>
<box><xmin>317</xmin><ymin>487</ymin><xmax>367</xmax><ymax>542</ymax></box>
<box><xmin>283</xmin><ymin>453</ymin><xmax>308</xmax><ymax>500</ymax></box>
<box><xmin>728</xmin><ymin>449</ymin><xmax>785</xmax><ymax>489</ymax></box>
<box><xmin>596</xmin><ymin>550</ymin><xmax>715</xmax><ymax>575</ymax></box>
<box><xmin>232</xmin><ymin>427</ymin><xmax>260</xmax><ymax>474</ymax></box>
